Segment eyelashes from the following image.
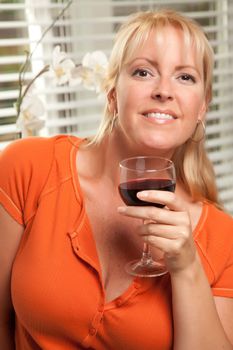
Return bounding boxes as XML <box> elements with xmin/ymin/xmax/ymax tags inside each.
<box><xmin>178</xmin><ymin>73</ymin><xmax>196</xmax><ymax>83</ymax></box>
<box><xmin>132</xmin><ymin>68</ymin><xmax>153</xmax><ymax>78</ymax></box>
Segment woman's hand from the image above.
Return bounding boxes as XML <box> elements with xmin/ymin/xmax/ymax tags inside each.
<box><xmin>117</xmin><ymin>190</ymin><xmax>197</xmax><ymax>274</ymax></box>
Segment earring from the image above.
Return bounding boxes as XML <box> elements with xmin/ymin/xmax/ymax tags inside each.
<box><xmin>190</xmin><ymin>119</ymin><xmax>206</xmax><ymax>142</ymax></box>
<box><xmin>110</xmin><ymin>110</ymin><xmax>118</xmax><ymax>133</ymax></box>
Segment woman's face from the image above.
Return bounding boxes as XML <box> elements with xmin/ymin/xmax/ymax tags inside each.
<box><xmin>114</xmin><ymin>26</ymin><xmax>207</xmax><ymax>156</ymax></box>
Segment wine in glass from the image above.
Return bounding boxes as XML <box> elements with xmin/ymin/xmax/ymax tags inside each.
<box><xmin>118</xmin><ymin>156</ymin><xmax>176</xmax><ymax>277</ymax></box>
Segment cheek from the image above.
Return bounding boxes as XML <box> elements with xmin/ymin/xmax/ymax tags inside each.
<box><xmin>182</xmin><ymin>90</ymin><xmax>205</xmax><ymax>116</ymax></box>
<box><xmin>116</xmin><ymin>83</ymin><xmax>137</xmax><ymax>114</ymax></box>
<box><xmin>116</xmin><ymin>73</ymin><xmax>147</xmax><ymax>110</ymax></box>
<box><xmin>116</xmin><ymin>91</ymin><xmax>129</xmax><ymax>116</ymax></box>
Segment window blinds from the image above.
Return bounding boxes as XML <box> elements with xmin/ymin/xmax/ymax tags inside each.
<box><xmin>0</xmin><ymin>0</ymin><xmax>233</xmax><ymax>214</ymax></box>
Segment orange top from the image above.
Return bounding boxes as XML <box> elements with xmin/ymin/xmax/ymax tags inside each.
<box><xmin>0</xmin><ymin>135</ymin><xmax>233</xmax><ymax>350</ymax></box>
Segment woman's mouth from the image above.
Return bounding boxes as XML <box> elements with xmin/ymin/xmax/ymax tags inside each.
<box><xmin>143</xmin><ymin>112</ymin><xmax>177</xmax><ymax>123</ymax></box>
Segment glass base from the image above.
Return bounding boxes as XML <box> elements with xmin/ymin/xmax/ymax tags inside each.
<box><xmin>125</xmin><ymin>258</ymin><xmax>168</xmax><ymax>277</ymax></box>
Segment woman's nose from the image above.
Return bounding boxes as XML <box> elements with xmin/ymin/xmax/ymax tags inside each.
<box><xmin>151</xmin><ymin>77</ymin><xmax>174</xmax><ymax>102</ymax></box>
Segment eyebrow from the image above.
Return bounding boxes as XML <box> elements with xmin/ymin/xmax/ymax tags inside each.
<box><xmin>176</xmin><ymin>65</ymin><xmax>199</xmax><ymax>72</ymax></box>
<box><xmin>129</xmin><ymin>57</ymin><xmax>158</xmax><ymax>67</ymax></box>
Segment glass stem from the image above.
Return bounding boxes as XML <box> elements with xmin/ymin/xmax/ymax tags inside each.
<box><xmin>141</xmin><ymin>243</ymin><xmax>153</xmax><ymax>265</ymax></box>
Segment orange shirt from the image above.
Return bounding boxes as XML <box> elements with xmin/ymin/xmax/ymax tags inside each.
<box><xmin>0</xmin><ymin>135</ymin><xmax>233</xmax><ymax>350</ymax></box>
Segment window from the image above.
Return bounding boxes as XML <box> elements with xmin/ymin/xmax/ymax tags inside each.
<box><xmin>0</xmin><ymin>0</ymin><xmax>233</xmax><ymax>213</ymax></box>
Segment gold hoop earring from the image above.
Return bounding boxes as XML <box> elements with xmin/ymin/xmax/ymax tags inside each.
<box><xmin>110</xmin><ymin>110</ymin><xmax>118</xmax><ymax>133</ymax></box>
<box><xmin>191</xmin><ymin>119</ymin><xmax>206</xmax><ymax>143</ymax></box>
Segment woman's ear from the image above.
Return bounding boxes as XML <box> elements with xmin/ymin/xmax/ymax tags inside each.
<box><xmin>198</xmin><ymin>99</ymin><xmax>208</xmax><ymax>121</ymax></box>
<box><xmin>107</xmin><ymin>88</ymin><xmax>117</xmax><ymax>114</ymax></box>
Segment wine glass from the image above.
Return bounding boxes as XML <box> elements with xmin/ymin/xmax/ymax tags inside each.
<box><xmin>118</xmin><ymin>156</ymin><xmax>176</xmax><ymax>277</ymax></box>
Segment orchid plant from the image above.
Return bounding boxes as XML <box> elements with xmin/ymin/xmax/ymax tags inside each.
<box><xmin>15</xmin><ymin>46</ymin><xmax>108</xmax><ymax>137</ymax></box>
<box><xmin>15</xmin><ymin>0</ymin><xmax>108</xmax><ymax>137</ymax></box>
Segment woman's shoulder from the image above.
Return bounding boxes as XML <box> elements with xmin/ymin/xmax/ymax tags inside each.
<box><xmin>0</xmin><ymin>134</ymin><xmax>82</xmax><ymax>168</ymax></box>
<box><xmin>195</xmin><ymin>201</ymin><xmax>233</xmax><ymax>245</ymax></box>
<box><xmin>1</xmin><ymin>135</ymin><xmax>51</xmax><ymax>165</ymax></box>
<box><xmin>202</xmin><ymin>201</ymin><xmax>233</xmax><ymax>232</ymax></box>
<box><xmin>0</xmin><ymin>135</ymin><xmax>82</xmax><ymax>224</ymax></box>
<box><xmin>194</xmin><ymin>202</ymin><xmax>233</xmax><ymax>291</ymax></box>
<box><xmin>1</xmin><ymin>134</ymin><xmax>72</xmax><ymax>158</ymax></box>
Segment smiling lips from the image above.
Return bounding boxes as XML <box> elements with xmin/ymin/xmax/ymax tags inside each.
<box><xmin>143</xmin><ymin>111</ymin><xmax>177</xmax><ymax>123</ymax></box>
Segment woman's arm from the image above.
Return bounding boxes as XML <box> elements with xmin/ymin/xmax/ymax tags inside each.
<box><xmin>215</xmin><ymin>296</ymin><xmax>233</xmax><ymax>344</ymax></box>
<box><xmin>171</xmin><ymin>256</ymin><xmax>233</xmax><ymax>350</ymax></box>
<box><xmin>0</xmin><ymin>205</ymin><xmax>24</xmax><ymax>350</ymax></box>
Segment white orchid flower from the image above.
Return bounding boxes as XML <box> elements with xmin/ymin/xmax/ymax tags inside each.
<box><xmin>49</xmin><ymin>45</ymin><xmax>75</xmax><ymax>85</ymax></box>
<box><xmin>15</xmin><ymin>48</ymin><xmax>108</xmax><ymax>138</ymax></box>
<box><xmin>71</xmin><ymin>50</ymin><xmax>108</xmax><ymax>93</ymax></box>
<box><xmin>16</xmin><ymin>91</ymin><xmax>45</xmax><ymax>137</ymax></box>
<box><xmin>83</xmin><ymin>51</ymin><xmax>108</xmax><ymax>75</ymax></box>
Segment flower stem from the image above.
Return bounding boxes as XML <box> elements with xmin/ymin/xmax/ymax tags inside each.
<box><xmin>21</xmin><ymin>65</ymin><xmax>50</xmax><ymax>101</ymax></box>
<box><xmin>27</xmin><ymin>0</ymin><xmax>73</xmax><ymax>66</ymax></box>
<box><xmin>16</xmin><ymin>0</ymin><xmax>73</xmax><ymax>118</ymax></box>
<box><xmin>22</xmin><ymin>0</ymin><xmax>73</xmax><ymax>81</ymax></box>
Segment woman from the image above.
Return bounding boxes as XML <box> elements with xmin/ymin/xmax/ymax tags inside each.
<box><xmin>0</xmin><ymin>9</ymin><xmax>233</xmax><ymax>350</ymax></box>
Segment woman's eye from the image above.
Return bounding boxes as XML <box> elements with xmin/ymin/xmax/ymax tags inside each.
<box><xmin>179</xmin><ymin>74</ymin><xmax>196</xmax><ymax>83</ymax></box>
<box><xmin>132</xmin><ymin>69</ymin><xmax>152</xmax><ymax>78</ymax></box>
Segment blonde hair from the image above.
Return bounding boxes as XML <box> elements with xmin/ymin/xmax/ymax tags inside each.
<box><xmin>88</xmin><ymin>9</ymin><xmax>220</xmax><ymax>206</ymax></box>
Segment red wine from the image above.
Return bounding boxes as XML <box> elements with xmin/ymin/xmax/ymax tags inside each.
<box><xmin>118</xmin><ymin>178</ymin><xmax>176</xmax><ymax>208</ymax></box>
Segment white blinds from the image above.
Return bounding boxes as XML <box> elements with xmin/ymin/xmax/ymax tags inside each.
<box><xmin>0</xmin><ymin>0</ymin><xmax>233</xmax><ymax>214</ymax></box>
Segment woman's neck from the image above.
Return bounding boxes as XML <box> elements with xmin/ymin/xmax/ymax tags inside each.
<box><xmin>81</xmin><ymin>128</ymin><xmax>175</xmax><ymax>185</ymax></box>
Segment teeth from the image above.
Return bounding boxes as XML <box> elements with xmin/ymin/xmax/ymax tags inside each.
<box><xmin>145</xmin><ymin>112</ymin><xmax>174</xmax><ymax>119</ymax></box>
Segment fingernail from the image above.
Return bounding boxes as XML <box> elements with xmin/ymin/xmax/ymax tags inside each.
<box><xmin>137</xmin><ymin>191</ymin><xmax>148</xmax><ymax>198</ymax></box>
<box><xmin>117</xmin><ymin>206</ymin><xmax>126</xmax><ymax>213</ymax></box>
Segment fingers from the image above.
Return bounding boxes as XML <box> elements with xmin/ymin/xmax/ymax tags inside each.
<box><xmin>139</xmin><ymin>217</ymin><xmax>196</xmax><ymax>273</ymax></box>
<box><xmin>137</xmin><ymin>190</ymin><xmax>185</xmax><ymax>211</ymax></box>
<box><xmin>140</xmin><ymin>222</ymin><xmax>186</xmax><ymax>239</ymax></box>
<box><xmin>117</xmin><ymin>204</ymin><xmax>189</xmax><ymax>227</ymax></box>
<box><xmin>118</xmin><ymin>190</ymin><xmax>189</xmax><ymax>223</ymax></box>
<box><xmin>140</xmin><ymin>221</ymin><xmax>191</xmax><ymax>250</ymax></box>
<box><xmin>117</xmin><ymin>190</ymin><xmax>198</xmax><ymax>273</ymax></box>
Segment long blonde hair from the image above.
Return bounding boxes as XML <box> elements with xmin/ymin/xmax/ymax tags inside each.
<box><xmin>88</xmin><ymin>9</ymin><xmax>220</xmax><ymax>206</ymax></box>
